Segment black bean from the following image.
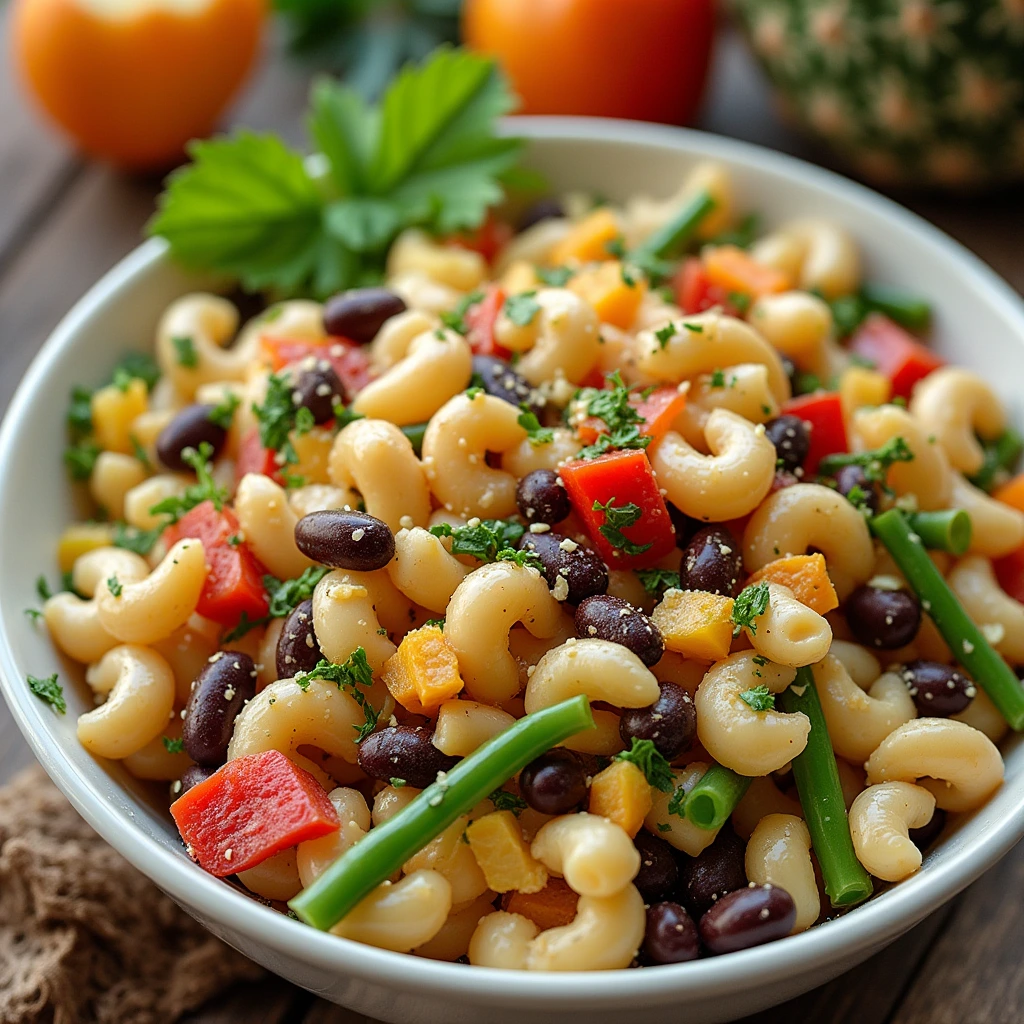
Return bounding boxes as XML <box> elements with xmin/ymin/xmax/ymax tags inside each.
<box><xmin>519</xmin><ymin>749</ymin><xmax>588</xmax><ymax>816</ymax></box>
<box><xmin>517</xmin><ymin>469</ymin><xmax>571</xmax><ymax>526</ymax></box>
<box><xmin>764</xmin><ymin>415</ymin><xmax>811</xmax><ymax>472</ymax></box>
<box><xmin>357</xmin><ymin>726</ymin><xmax>458</xmax><ymax>789</ymax></box>
<box><xmin>323</xmin><ymin>287</ymin><xmax>407</xmax><ymax>344</ymax></box>
<box><xmin>633</xmin><ymin>831</ymin><xmax>680</xmax><ymax>902</ymax></box>
<box><xmin>679</xmin><ymin>526</ymin><xmax>744</xmax><ymax>597</ymax></box>
<box><xmin>679</xmin><ymin>825</ymin><xmax>748</xmax><ymax>918</ymax></box>
<box><xmin>471</xmin><ymin>355</ymin><xmax>541</xmax><ymax>415</ymax></box>
<box><xmin>909</xmin><ymin>807</ymin><xmax>947</xmax><ymax>852</ymax></box>
<box><xmin>834</xmin><ymin>464</ymin><xmax>880</xmax><ymax>514</ymax></box>
<box><xmin>518</xmin><ymin>531</ymin><xmax>608</xmax><ymax>605</ymax></box>
<box><xmin>700</xmin><ymin>884</ymin><xmax>796</xmax><ymax>954</ymax></box>
<box><xmin>845</xmin><ymin>585</ymin><xmax>921</xmax><ymax>649</ymax></box>
<box><xmin>156</xmin><ymin>404</ymin><xmax>228</xmax><ymax>472</ymax></box>
<box><xmin>276</xmin><ymin>599</ymin><xmax>322</xmax><ymax>678</ymax></box>
<box><xmin>517</xmin><ymin>197</ymin><xmax>565</xmax><ymax>232</ymax></box>
<box><xmin>900</xmin><ymin>660</ymin><xmax>975</xmax><ymax>717</ymax></box>
<box><xmin>666</xmin><ymin>503</ymin><xmax>700</xmax><ymax>548</ymax></box>
<box><xmin>294</xmin><ymin>509</ymin><xmax>395</xmax><ymax>571</ymax></box>
<box><xmin>182</xmin><ymin>652</ymin><xmax>257</xmax><ymax>768</ymax></box>
<box><xmin>291</xmin><ymin>359</ymin><xmax>345</xmax><ymax>425</ymax></box>
<box><xmin>644</xmin><ymin>901</ymin><xmax>700</xmax><ymax>964</ymax></box>
<box><xmin>177</xmin><ymin>764</ymin><xmax>216</xmax><ymax>797</ymax></box>
<box><xmin>575</xmin><ymin>595</ymin><xmax>664</xmax><ymax>666</ymax></box>
<box><xmin>619</xmin><ymin>681</ymin><xmax>696</xmax><ymax>760</ymax></box>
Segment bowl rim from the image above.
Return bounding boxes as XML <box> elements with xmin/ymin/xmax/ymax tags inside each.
<box><xmin>3</xmin><ymin>114</ymin><xmax>1024</xmax><ymax>1008</ymax></box>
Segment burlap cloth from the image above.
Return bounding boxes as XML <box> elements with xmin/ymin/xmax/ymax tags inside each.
<box><xmin>0</xmin><ymin>765</ymin><xmax>264</xmax><ymax>1024</ymax></box>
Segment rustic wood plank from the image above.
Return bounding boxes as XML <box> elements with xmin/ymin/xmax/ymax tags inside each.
<box><xmin>888</xmin><ymin>840</ymin><xmax>1024</xmax><ymax>1024</ymax></box>
<box><xmin>180</xmin><ymin>977</ymin><xmax>309</xmax><ymax>1024</ymax></box>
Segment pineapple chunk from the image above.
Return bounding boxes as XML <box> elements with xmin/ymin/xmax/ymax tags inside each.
<box><xmin>57</xmin><ymin>523</ymin><xmax>116</xmax><ymax>572</ymax></box>
<box><xmin>588</xmin><ymin>760</ymin><xmax>653</xmax><ymax>837</ymax></box>
<box><xmin>466</xmin><ymin>811</ymin><xmax>548</xmax><ymax>894</ymax></box>
<box><xmin>382</xmin><ymin>625</ymin><xmax>464</xmax><ymax>714</ymax></box>
<box><xmin>652</xmin><ymin>588</ymin><xmax>735</xmax><ymax>661</ymax></box>
<box><xmin>91</xmin><ymin>378</ymin><xmax>148</xmax><ymax>454</ymax></box>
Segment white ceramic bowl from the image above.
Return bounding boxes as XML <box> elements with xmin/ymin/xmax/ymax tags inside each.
<box><xmin>2</xmin><ymin>118</ymin><xmax>1024</xmax><ymax>1024</ymax></box>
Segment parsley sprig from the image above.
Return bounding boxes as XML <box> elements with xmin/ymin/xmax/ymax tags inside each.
<box><xmin>429</xmin><ymin>518</ymin><xmax>526</xmax><ymax>562</ymax></box>
<box><xmin>818</xmin><ymin>436</ymin><xmax>914</xmax><ymax>483</ymax></box>
<box><xmin>489</xmin><ymin>789</ymin><xmax>528</xmax><ymax>815</ymax></box>
<box><xmin>636</xmin><ymin>568</ymin><xmax>681</xmax><ymax>597</ymax></box>
<box><xmin>252</xmin><ymin>373</ymin><xmax>315</xmax><ymax>464</ymax></box>
<box><xmin>739</xmin><ymin>684</ymin><xmax>775</xmax><ymax>712</ymax></box>
<box><xmin>615</xmin><ymin>738</ymin><xmax>675</xmax><ymax>793</ymax></box>
<box><xmin>731</xmin><ymin>580</ymin><xmax>771</xmax><ymax>635</ymax></box>
<box><xmin>295</xmin><ymin>649</ymin><xmax>378</xmax><ymax>741</ymax></box>
<box><xmin>223</xmin><ymin>566</ymin><xmax>331</xmax><ymax>641</ymax></box>
<box><xmin>517</xmin><ymin>405</ymin><xmax>554</xmax><ymax>447</ymax></box>
<box><xmin>27</xmin><ymin>673</ymin><xmax>66</xmax><ymax>714</ymax></box>
<box><xmin>575</xmin><ymin>371</ymin><xmax>652</xmax><ymax>460</ymax></box>
<box><xmin>148</xmin><ymin>442</ymin><xmax>227</xmax><ymax>524</ymax></box>
<box><xmin>148</xmin><ymin>49</ymin><xmax>524</xmax><ymax>299</ymax></box>
<box><xmin>591</xmin><ymin>498</ymin><xmax>651</xmax><ymax>556</ymax></box>
<box><xmin>112</xmin><ymin>522</ymin><xmax>163</xmax><ymax>556</ymax></box>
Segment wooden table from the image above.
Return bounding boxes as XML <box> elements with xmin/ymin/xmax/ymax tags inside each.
<box><xmin>2</xmin><ymin>17</ymin><xmax>1024</xmax><ymax>1024</ymax></box>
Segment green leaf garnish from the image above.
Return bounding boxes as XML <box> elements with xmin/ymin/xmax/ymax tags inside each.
<box><xmin>591</xmin><ymin>497</ymin><xmax>651</xmax><ymax>556</ymax></box>
<box><xmin>489</xmin><ymin>789</ymin><xmax>528</xmax><ymax>815</ymax></box>
<box><xmin>504</xmin><ymin>291</ymin><xmax>541</xmax><ymax>327</ymax></box>
<box><xmin>163</xmin><ymin>736</ymin><xmax>186</xmax><ymax>754</ymax></box>
<box><xmin>295</xmin><ymin>649</ymin><xmax>378</xmax><ymax>741</ymax></box>
<box><xmin>739</xmin><ymin>684</ymin><xmax>775</xmax><ymax>712</ymax></box>
<box><xmin>818</xmin><ymin>435</ymin><xmax>914</xmax><ymax>483</ymax></box>
<box><xmin>732</xmin><ymin>580</ymin><xmax>771</xmax><ymax>635</ymax></box>
<box><xmin>148</xmin><ymin>442</ymin><xmax>227</xmax><ymax>524</ymax></box>
<box><xmin>172</xmin><ymin>335</ymin><xmax>199</xmax><ymax>369</ymax></box>
<box><xmin>615</xmin><ymin>737</ymin><xmax>675</xmax><ymax>793</ymax></box>
<box><xmin>517</xmin><ymin>404</ymin><xmax>554</xmax><ymax>447</ymax></box>
<box><xmin>635</xmin><ymin>568</ymin><xmax>681</xmax><ymax>597</ymax></box>
<box><xmin>429</xmin><ymin>518</ymin><xmax>525</xmax><ymax>562</ymax></box>
<box><xmin>27</xmin><ymin>673</ymin><xmax>65</xmax><ymax>714</ymax></box>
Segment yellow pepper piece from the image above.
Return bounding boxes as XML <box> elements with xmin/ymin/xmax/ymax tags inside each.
<box><xmin>57</xmin><ymin>523</ymin><xmax>117</xmax><ymax>573</ymax></box>
<box><xmin>466</xmin><ymin>810</ymin><xmax>548</xmax><ymax>894</ymax></box>
<box><xmin>652</xmin><ymin>589</ymin><xmax>735</xmax><ymax>662</ymax></box>
<box><xmin>569</xmin><ymin>261</ymin><xmax>647</xmax><ymax>329</ymax></box>
<box><xmin>382</xmin><ymin>625</ymin><xmax>464</xmax><ymax>714</ymax></box>
<box><xmin>588</xmin><ymin>760</ymin><xmax>653</xmax><ymax>837</ymax></box>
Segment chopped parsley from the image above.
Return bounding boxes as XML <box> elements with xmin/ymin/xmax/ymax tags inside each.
<box><xmin>575</xmin><ymin>370</ymin><xmax>652</xmax><ymax>460</ymax></box>
<box><xmin>465</xmin><ymin>386</ymin><xmax>485</xmax><ymax>400</ymax></box>
<box><xmin>739</xmin><ymin>684</ymin><xmax>775</xmax><ymax>712</ymax></box>
<box><xmin>295</xmin><ymin>649</ymin><xmax>378</xmax><ymax>741</ymax></box>
<box><xmin>113</xmin><ymin>522</ymin><xmax>162</xmax><ymax>556</ymax></box>
<box><xmin>227</xmin><ymin>533</ymin><xmax>243</xmax><ymax>547</ymax></box>
<box><xmin>818</xmin><ymin>436</ymin><xmax>914</xmax><ymax>484</ymax></box>
<box><xmin>130</xmin><ymin>434</ymin><xmax>151</xmax><ymax>469</ymax></box>
<box><xmin>112</xmin><ymin>352</ymin><xmax>161</xmax><ymax>391</ymax></box>
<box><xmin>429</xmin><ymin>518</ymin><xmax>525</xmax><ymax>562</ymax></box>
<box><xmin>732</xmin><ymin>580</ymin><xmax>771</xmax><ymax>635</ymax></box>
<box><xmin>845</xmin><ymin>484</ymin><xmax>872</xmax><ymax>512</ymax></box>
<box><xmin>24</xmin><ymin>608</ymin><xmax>43</xmax><ymax>623</ymax></box>
<box><xmin>709</xmin><ymin>368</ymin><xmax>728</xmax><ymax>389</ymax></box>
<box><xmin>148</xmin><ymin>442</ymin><xmax>227</xmax><ymax>524</ymax></box>
<box><xmin>517</xmin><ymin>405</ymin><xmax>554</xmax><ymax>447</ymax></box>
<box><xmin>67</xmin><ymin>386</ymin><xmax>94</xmax><ymax>436</ymax></box>
<box><xmin>36</xmin><ymin>575</ymin><xmax>53</xmax><ymax>601</ymax></box>
<box><xmin>536</xmin><ymin>265</ymin><xmax>574</xmax><ymax>287</ymax></box>
<box><xmin>332</xmin><ymin>402</ymin><xmax>366</xmax><ymax>429</ymax></box>
<box><xmin>504</xmin><ymin>291</ymin><xmax>541</xmax><ymax>327</ymax></box>
<box><xmin>27</xmin><ymin>673</ymin><xmax>65</xmax><ymax>714</ymax></box>
<box><xmin>390</xmin><ymin>777</ymin><xmax>407</xmax><ymax>788</ymax></box>
<box><xmin>252</xmin><ymin>373</ymin><xmax>306</xmax><ymax>464</ymax></box>
<box><xmin>591</xmin><ymin>497</ymin><xmax>651</xmax><ymax>556</ymax></box>
<box><xmin>727</xmin><ymin>291</ymin><xmax>752</xmax><ymax>314</ymax></box>
<box><xmin>423</xmin><ymin>617</ymin><xmax>445</xmax><ymax>630</ymax></box>
<box><xmin>162</xmin><ymin>736</ymin><xmax>186</xmax><ymax>753</ymax></box>
<box><xmin>207</xmin><ymin>393</ymin><xmax>241</xmax><ymax>429</ymax></box>
<box><xmin>604</xmin><ymin>236</ymin><xmax>627</xmax><ymax>259</ymax></box>
<box><xmin>265</xmin><ymin>567</ymin><xmax>329</xmax><ymax>618</ymax></box>
<box><xmin>489</xmin><ymin>789</ymin><xmax>528</xmax><ymax>815</ymax></box>
<box><xmin>615</xmin><ymin>738</ymin><xmax>675</xmax><ymax>793</ymax></box>
<box><xmin>654</xmin><ymin>322</ymin><xmax>677</xmax><ymax>349</ymax></box>
<box><xmin>106</xmin><ymin>575</ymin><xmax>123</xmax><ymax>598</ymax></box>
<box><xmin>64</xmin><ymin>440</ymin><xmax>102</xmax><ymax>481</ymax></box>
<box><xmin>636</xmin><ymin>567</ymin><xmax>681</xmax><ymax>597</ymax></box>
<box><xmin>707</xmin><ymin>213</ymin><xmax>761</xmax><ymax>250</ymax></box>
<box><xmin>495</xmin><ymin>548</ymin><xmax>543</xmax><ymax>571</ymax></box>
<box><xmin>667</xmin><ymin>785</ymin><xmax>687</xmax><ymax>819</ymax></box>
<box><xmin>440</xmin><ymin>290</ymin><xmax>484</xmax><ymax>335</ymax></box>
<box><xmin>682</xmin><ymin>322</ymin><xmax>704</xmax><ymax>333</ymax></box>
<box><xmin>172</xmin><ymin>335</ymin><xmax>199</xmax><ymax>368</ymax></box>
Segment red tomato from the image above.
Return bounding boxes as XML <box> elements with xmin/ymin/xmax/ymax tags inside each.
<box><xmin>165</xmin><ymin>500</ymin><xmax>269</xmax><ymax>626</ymax></box>
<box><xmin>576</xmin><ymin>386</ymin><xmax>687</xmax><ymax>448</ymax></box>
<box><xmin>782</xmin><ymin>391</ymin><xmax>848</xmax><ymax>475</ymax></box>
<box><xmin>848</xmin><ymin>314</ymin><xmax>944</xmax><ymax>401</ymax></box>
<box><xmin>448</xmin><ymin>212</ymin><xmax>514</xmax><ymax>265</ymax></box>
<box><xmin>464</xmin><ymin>284</ymin><xmax>511</xmax><ymax>358</ymax></box>
<box><xmin>675</xmin><ymin>257</ymin><xmax>744</xmax><ymax>317</ymax></box>
<box><xmin>235</xmin><ymin>427</ymin><xmax>281</xmax><ymax>486</ymax></box>
<box><xmin>463</xmin><ymin>0</ymin><xmax>715</xmax><ymax>126</ymax></box>
<box><xmin>260</xmin><ymin>336</ymin><xmax>374</xmax><ymax>400</ymax></box>
<box><xmin>559</xmin><ymin>449</ymin><xmax>676</xmax><ymax>569</ymax></box>
<box><xmin>170</xmin><ymin>750</ymin><xmax>339</xmax><ymax>876</ymax></box>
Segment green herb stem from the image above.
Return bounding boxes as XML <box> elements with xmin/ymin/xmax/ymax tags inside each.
<box><xmin>904</xmin><ymin>510</ymin><xmax>972</xmax><ymax>556</ymax></box>
<box><xmin>778</xmin><ymin>667</ymin><xmax>872</xmax><ymax>908</ymax></box>
<box><xmin>870</xmin><ymin>508</ymin><xmax>1024</xmax><ymax>729</ymax></box>
<box><xmin>631</xmin><ymin>190</ymin><xmax>715</xmax><ymax>261</ymax></box>
<box><xmin>289</xmin><ymin>695</ymin><xmax>594</xmax><ymax>930</ymax></box>
<box><xmin>682</xmin><ymin>764</ymin><xmax>752</xmax><ymax>831</ymax></box>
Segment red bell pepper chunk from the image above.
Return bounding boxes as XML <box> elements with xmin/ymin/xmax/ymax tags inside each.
<box><xmin>995</xmin><ymin>545</ymin><xmax>1024</xmax><ymax>604</ymax></box>
<box><xmin>848</xmin><ymin>313</ymin><xmax>944</xmax><ymax>401</ymax></box>
<box><xmin>464</xmin><ymin>284</ymin><xmax>511</xmax><ymax>359</ymax></box>
<box><xmin>674</xmin><ymin>257</ymin><xmax>744</xmax><ymax>317</ymax></box>
<box><xmin>576</xmin><ymin>386</ymin><xmax>687</xmax><ymax>448</ymax></box>
<box><xmin>782</xmin><ymin>391</ymin><xmax>848</xmax><ymax>475</ymax></box>
<box><xmin>171</xmin><ymin>750</ymin><xmax>339</xmax><ymax>877</ymax></box>
<box><xmin>447</xmin><ymin>211</ymin><xmax>513</xmax><ymax>265</ymax></box>
<box><xmin>260</xmin><ymin>336</ymin><xmax>374</xmax><ymax>400</ymax></box>
<box><xmin>165</xmin><ymin>500</ymin><xmax>269</xmax><ymax>626</ymax></box>
<box><xmin>559</xmin><ymin>449</ymin><xmax>676</xmax><ymax>569</ymax></box>
<box><xmin>236</xmin><ymin>427</ymin><xmax>282</xmax><ymax>486</ymax></box>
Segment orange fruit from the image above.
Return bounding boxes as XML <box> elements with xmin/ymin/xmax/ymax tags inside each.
<box><xmin>11</xmin><ymin>0</ymin><xmax>266</xmax><ymax>170</ymax></box>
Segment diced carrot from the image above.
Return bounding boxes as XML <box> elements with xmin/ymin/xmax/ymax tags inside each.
<box><xmin>503</xmin><ymin>877</ymin><xmax>579</xmax><ymax>930</ymax></box>
<box><xmin>381</xmin><ymin>625</ymin><xmax>465</xmax><ymax>715</ymax></box>
<box><xmin>703</xmin><ymin>245</ymin><xmax>791</xmax><ymax>300</ymax></box>
<box><xmin>548</xmin><ymin>208</ymin><xmax>620</xmax><ymax>265</ymax></box>
<box><xmin>675</xmin><ymin>257</ymin><xmax>745</xmax><ymax>316</ymax></box>
<box><xmin>651</xmin><ymin>589</ymin><xmax>735</xmax><ymax>661</ymax></box>
<box><xmin>588</xmin><ymin>760</ymin><xmax>653</xmax><ymax>837</ymax></box>
<box><xmin>747</xmin><ymin>553</ymin><xmax>839</xmax><ymax>615</ymax></box>
<box><xmin>568</xmin><ymin>261</ymin><xmax>647</xmax><ymax>328</ymax></box>
<box><xmin>466</xmin><ymin>811</ymin><xmax>548</xmax><ymax>894</ymax></box>
<box><xmin>995</xmin><ymin>474</ymin><xmax>1024</xmax><ymax>514</ymax></box>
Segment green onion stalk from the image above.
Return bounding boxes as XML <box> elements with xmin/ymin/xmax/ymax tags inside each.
<box><xmin>683</xmin><ymin>763</ymin><xmax>752</xmax><ymax>831</ymax></box>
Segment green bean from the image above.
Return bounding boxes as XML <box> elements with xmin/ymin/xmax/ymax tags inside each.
<box><xmin>631</xmin><ymin>190</ymin><xmax>715</xmax><ymax>261</ymax></box>
<box><xmin>969</xmin><ymin>428</ymin><xmax>1024</xmax><ymax>492</ymax></box>
<box><xmin>905</xmin><ymin>510</ymin><xmax>972</xmax><ymax>556</ymax></box>
<box><xmin>289</xmin><ymin>695</ymin><xmax>594</xmax><ymax>930</ymax></box>
<box><xmin>870</xmin><ymin>508</ymin><xmax>1024</xmax><ymax>729</ymax></box>
<box><xmin>860</xmin><ymin>284</ymin><xmax>932</xmax><ymax>333</ymax></box>
<box><xmin>682</xmin><ymin>763</ymin><xmax>752</xmax><ymax>831</ymax></box>
<box><xmin>401</xmin><ymin>422</ymin><xmax>428</xmax><ymax>457</ymax></box>
<box><xmin>778</xmin><ymin>667</ymin><xmax>873</xmax><ymax>908</ymax></box>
